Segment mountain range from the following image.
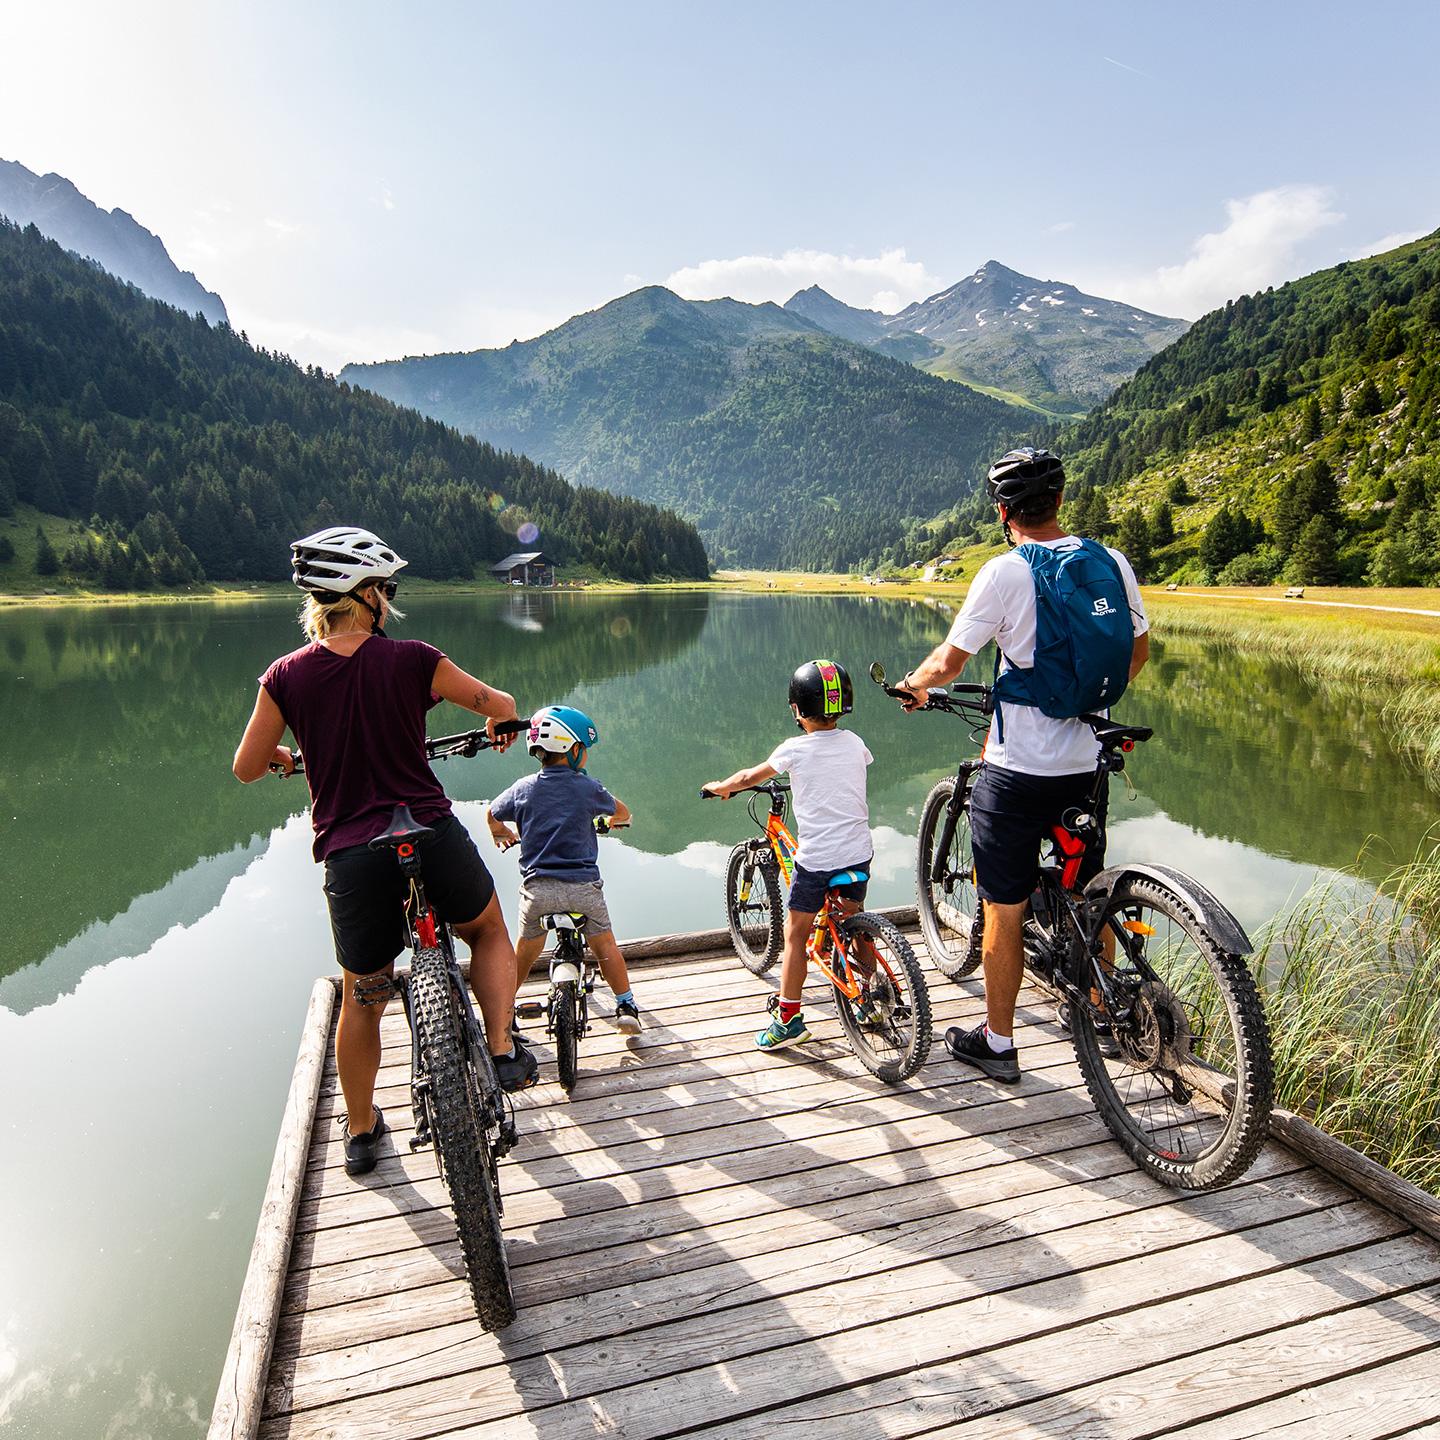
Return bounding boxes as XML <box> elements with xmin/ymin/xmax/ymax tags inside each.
<box><xmin>341</xmin><ymin>286</ymin><xmax>1030</xmax><ymax>569</ymax></box>
<box><xmin>0</xmin><ymin>158</ymin><xmax>228</xmax><ymax>326</ymax></box>
<box><xmin>785</xmin><ymin>262</ymin><xmax>1189</xmax><ymax>415</ymax></box>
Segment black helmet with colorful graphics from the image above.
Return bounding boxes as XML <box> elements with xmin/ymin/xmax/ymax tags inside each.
<box><xmin>788</xmin><ymin>659</ymin><xmax>854</xmax><ymax>720</ymax></box>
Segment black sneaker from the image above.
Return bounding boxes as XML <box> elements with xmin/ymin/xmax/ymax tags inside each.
<box><xmin>342</xmin><ymin>1106</ymin><xmax>387</xmax><ymax>1176</ymax></box>
<box><xmin>945</xmin><ymin>1024</ymin><xmax>1021</xmax><ymax>1084</ymax></box>
<box><xmin>614</xmin><ymin>998</ymin><xmax>643</xmax><ymax>1035</ymax></box>
<box><xmin>495</xmin><ymin>1037</ymin><xmax>539</xmax><ymax>1092</ymax></box>
<box><xmin>1057</xmin><ymin>1001</ymin><xmax>1121</xmax><ymax>1059</ymax></box>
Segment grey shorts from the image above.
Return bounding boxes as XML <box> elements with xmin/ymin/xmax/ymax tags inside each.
<box><xmin>517</xmin><ymin>876</ymin><xmax>613</xmax><ymax>941</ymax></box>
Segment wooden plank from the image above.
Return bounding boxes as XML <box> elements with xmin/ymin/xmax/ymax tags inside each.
<box><xmin>924</xmin><ymin>1286</ymin><xmax>1440</xmax><ymax>1438</ymax></box>
<box><xmin>259</xmin><ymin>1195</ymin><xmax>1397</xmax><ymax>1439</ymax></box>
<box><xmin>293</xmin><ymin>1104</ymin><xmax>1114</xmax><ymax>1273</ymax></box>
<box><xmin>208</xmin><ymin>977</ymin><xmax>337</xmax><ymax>1440</ymax></box>
<box><xmin>269</xmin><ymin>1150</ymin><xmax>1310</xmax><ymax>1411</ymax></box>
<box><xmin>679</xmin><ymin>1230</ymin><xmax>1440</xmax><ymax>1439</ymax></box>
<box><xmin>1269</xmin><ymin>1104</ymin><xmax>1440</xmax><ymax>1245</ymax></box>
<box><xmin>281</xmin><ymin>1136</ymin><xmax>1140</xmax><ymax>1318</ymax></box>
<box><xmin>1172</xmin><ymin>1346</ymin><xmax>1440</xmax><ymax>1439</ymax></box>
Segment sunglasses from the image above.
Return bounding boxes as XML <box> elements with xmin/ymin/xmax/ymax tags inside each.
<box><xmin>377</xmin><ymin>579</ymin><xmax>399</xmax><ymax>600</ymax></box>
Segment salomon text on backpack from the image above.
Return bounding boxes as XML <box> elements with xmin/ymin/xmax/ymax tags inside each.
<box><xmin>993</xmin><ymin>539</ymin><xmax>1134</xmax><ymax>721</ymax></box>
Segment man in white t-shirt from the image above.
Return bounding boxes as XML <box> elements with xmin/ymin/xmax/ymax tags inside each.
<box><xmin>895</xmin><ymin>448</ymin><xmax>1150</xmax><ymax>1083</ymax></box>
<box><xmin>704</xmin><ymin>659</ymin><xmax>875</xmax><ymax>1054</ymax></box>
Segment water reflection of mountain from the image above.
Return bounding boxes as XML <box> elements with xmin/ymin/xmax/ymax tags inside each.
<box><xmin>0</xmin><ymin>593</ymin><xmax>710</xmax><ymax>983</ymax></box>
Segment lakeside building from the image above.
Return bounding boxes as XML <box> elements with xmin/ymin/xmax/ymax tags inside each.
<box><xmin>490</xmin><ymin>551</ymin><xmax>554</xmax><ymax>586</ymax></box>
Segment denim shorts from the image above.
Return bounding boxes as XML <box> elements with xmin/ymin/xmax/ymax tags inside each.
<box><xmin>788</xmin><ymin>859</ymin><xmax>872</xmax><ymax>915</ymax></box>
<box><xmin>969</xmin><ymin>763</ymin><xmax>1108</xmax><ymax>905</ymax></box>
<box><xmin>322</xmin><ymin>813</ymin><xmax>495</xmax><ymax>975</ymax></box>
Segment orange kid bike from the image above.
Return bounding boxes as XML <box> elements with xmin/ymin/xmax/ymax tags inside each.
<box><xmin>705</xmin><ymin>780</ymin><xmax>932</xmax><ymax>1082</ymax></box>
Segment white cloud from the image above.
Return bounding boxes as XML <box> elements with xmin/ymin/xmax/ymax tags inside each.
<box><xmin>1349</xmin><ymin>228</ymin><xmax>1428</xmax><ymax>260</ymax></box>
<box><xmin>1047</xmin><ymin>220</ymin><xmax>1077</xmax><ymax>235</ymax></box>
<box><xmin>1105</xmin><ymin>185</ymin><xmax>1343</xmax><ymax>320</ymax></box>
<box><xmin>664</xmin><ymin>247</ymin><xmax>941</xmax><ymax>314</ymax></box>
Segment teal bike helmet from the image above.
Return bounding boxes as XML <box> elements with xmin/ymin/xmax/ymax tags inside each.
<box><xmin>528</xmin><ymin>705</ymin><xmax>600</xmax><ymax>769</ymax></box>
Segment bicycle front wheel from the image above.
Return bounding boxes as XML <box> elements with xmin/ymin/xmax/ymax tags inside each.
<box><xmin>725</xmin><ymin>843</ymin><xmax>783</xmax><ymax>975</ymax></box>
<box><xmin>553</xmin><ymin>979</ymin><xmax>579</xmax><ymax>1093</ymax></box>
<box><xmin>1069</xmin><ymin>875</ymin><xmax>1273</xmax><ymax>1191</ymax></box>
<box><xmin>916</xmin><ymin>776</ymin><xmax>982</xmax><ymax>981</ymax></box>
<box><xmin>834</xmin><ymin>912</ymin><xmax>932</xmax><ymax>1083</ymax></box>
<box><xmin>409</xmin><ymin>945</ymin><xmax>516</xmax><ymax>1329</ymax></box>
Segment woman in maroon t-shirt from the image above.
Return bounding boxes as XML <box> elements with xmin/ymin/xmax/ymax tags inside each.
<box><xmin>232</xmin><ymin>527</ymin><xmax>537</xmax><ymax>1176</ymax></box>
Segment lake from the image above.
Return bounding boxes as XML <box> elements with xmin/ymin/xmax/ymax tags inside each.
<box><xmin>0</xmin><ymin>590</ymin><xmax>1432</xmax><ymax>1438</ymax></box>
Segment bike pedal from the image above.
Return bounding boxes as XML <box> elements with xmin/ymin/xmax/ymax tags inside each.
<box><xmin>408</xmin><ymin>1135</ymin><xmax>430</xmax><ymax>1152</ymax></box>
<box><xmin>514</xmin><ymin>1000</ymin><xmax>546</xmax><ymax>1020</ymax></box>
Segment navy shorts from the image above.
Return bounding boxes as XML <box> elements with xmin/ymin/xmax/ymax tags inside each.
<box><xmin>322</xmin><ymin>813</ymin><xmax>496</xmax><ymax>975</ymax></box>
<box><xmin>788</xmin><ymin>859</ymin><xmax>872</xmax><ymax>915</ymax></box>
<box><xmin>969</xmin><ymin>764</ymin><xmax>1108</xmax><ymax>906</ymax></box>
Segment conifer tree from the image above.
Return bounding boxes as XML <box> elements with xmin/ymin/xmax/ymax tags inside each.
<box><xmin>1151</xmin><ymin>500</ymin><xmax>1175</xmax><ymax>546</ymax></box>
<box><xmin>34</xmin><ymin>526</ymin><xmax>59</xmax><ymax>576</ymax></box>
<box><xmin>1290</xmin><ymin>515</ymin><xmax>1341</xmax><ymax>584</ymax></box>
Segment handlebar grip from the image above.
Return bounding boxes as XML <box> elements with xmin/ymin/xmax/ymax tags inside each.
<box><xmin>494</xmin><ymin>718</ymin><xmax>530</xmax><ymax>737</ymax></box>
<box><xmin>700</xmin><ymin>788</ymin><xmax>718</xmax><ymax>799</ymax></box>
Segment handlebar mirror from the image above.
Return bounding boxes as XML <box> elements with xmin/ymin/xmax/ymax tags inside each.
<box><xmin>868</xmin><ymin>661</ymin><xmax>887</xmax><ymax>685</ymax></box>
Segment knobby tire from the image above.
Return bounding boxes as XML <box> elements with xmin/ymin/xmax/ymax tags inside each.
<box><xmin>835</xmin><ymin>912</ymin><xmax>932</xmax><ymax>1083</ymax></box>
<box><xmin>725</xmin><ymin>843</ymin><xmax>783</xmax><ymax>975</ymax></box>
<box><xmin>409</xmin><ymin>945</ymin><xmax>516</xmax><ymax>1329</ymax></box>
<box><xmin>916</xmin><ymin>776</ymin><xmax>982</xmax><ymax>981</ymax></box>
<box><xmin>553</xmin><ymin>978</ymin><xmax>579</xmax><ymax>1093</ymax></box>
<box><xmin>1067</xmin><ymin>876</ymin><xmax>1273</xmax><ymax>1191</ymax></box>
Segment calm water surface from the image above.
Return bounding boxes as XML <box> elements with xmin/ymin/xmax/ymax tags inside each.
<box><xmin>0</xmin><ymin>591</ymin><xmax>1432</xmax><ymax>1437</ymax></box>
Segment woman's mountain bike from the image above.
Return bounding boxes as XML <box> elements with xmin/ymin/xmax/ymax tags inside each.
<box><xmin>514</xmin><ymin>816</ymin><xmax>630</xmax><ymax>1094</ymax></box>
<box><xmin>287</xmin><ymin>723</ymin><xmax>526</xmax><ymax>1329</ymax></box>
<box><xmin>870</xmin><ymin>663</ymin><xmax>1273</xmax><ymax>1191</ymax></box>
<box><xmin>703</xmin><ymin>783</ymin><xmax>932</xmax><ymax>1082</ymax></box>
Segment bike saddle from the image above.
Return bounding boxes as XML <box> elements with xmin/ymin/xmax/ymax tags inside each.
<box><xmin>1078</xmin><ymin>715</ymin><xmax>1154</xmax><ymax>748</ymax></box>
<box><xmin>828</xmin><ymin>869</ymin><xmax>869</xmax><ymax>887</ymax></box>
<box><xmin>367</xmin><ymin>804</ymin><xmax>437</xmax><ymax>852</ymax></box>
<box><xmin>543</xmin><ymin>912</ymin><xmax>588</xmax><ymax>931</ymax></box>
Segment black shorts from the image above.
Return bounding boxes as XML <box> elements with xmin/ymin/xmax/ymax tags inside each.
<box><xmin>969</xmin><ymin>764</ymin><xmax>1108</xmax><ymax>906</ymax></box>
<box><xmin>788</xmin><ymin>859</ymin><xmax>872</xmax><ymax>915</ymax></box>
<box><xmin>322</xmin><ymin>813</ymin><xmax>496</xmax><ymax>975</ymax></box>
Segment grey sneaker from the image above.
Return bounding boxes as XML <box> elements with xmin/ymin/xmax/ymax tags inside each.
<box><xmin>945</xmin><ymin>1024</ymin><xmax>1020</xmax><ymax>1084</ymax></box>
<box><xmin>614</xmin><ymin>998</ymin><xmax>643</xmax><ymax>1035</ymax></box>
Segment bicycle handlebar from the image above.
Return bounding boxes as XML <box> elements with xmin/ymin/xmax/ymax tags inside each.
<box><xmin>700</xmin><ymin>779</ymin><xmax>791</xmax><ymax>800</ymax></box>
<box><xmin>280</xmin><ymin>717</ymin><xmax>531</xmax><ymax>777</ymax></box>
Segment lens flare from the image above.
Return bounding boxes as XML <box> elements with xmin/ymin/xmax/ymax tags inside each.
<box><xmin>517</xmin><ymin>521</ymin><xmax>539</xmax><ymax>545</ymax></box>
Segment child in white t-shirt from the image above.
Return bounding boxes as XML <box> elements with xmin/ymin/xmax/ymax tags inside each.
<box><xmin>703</xmin><ymin>659</ymin><xmax>873</xmax><ymax>1052</ymax></box>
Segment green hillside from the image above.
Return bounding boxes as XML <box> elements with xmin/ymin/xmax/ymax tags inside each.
<box><xmin>1059</xmin><ymin>230</ymin><xmax>1440</xmax><ymax>585</ymax></box>
<box><xmin>342</xmin><ymin>287</ymin><xmax>1030</xmax><ymax>570</ymax></box>
<box><xmin>0</xmin><ymin>220</ymin><xmax>708</xmax><ymax>589</ymax></box>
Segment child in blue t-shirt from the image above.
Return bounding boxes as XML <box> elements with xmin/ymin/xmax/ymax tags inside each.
<box><xmin>487</xmin><ymin>705</ymin><xmax>642</xmax><ymax>1034</ymax></box>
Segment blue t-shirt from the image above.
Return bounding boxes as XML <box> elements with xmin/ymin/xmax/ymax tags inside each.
<box><xmin>490</xmin><ymin>767</ymin><xmax>617</xmax><ymax>881</ymax></box>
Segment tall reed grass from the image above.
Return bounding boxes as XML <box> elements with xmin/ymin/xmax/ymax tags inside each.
<box><xmin>1259</xmin><ymin>839</ymin><xmax>1440</xmax><ymax>1190</ymax></box>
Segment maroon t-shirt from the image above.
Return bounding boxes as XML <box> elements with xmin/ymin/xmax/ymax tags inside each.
<box><xmin>260</xmin><ymin>636</ymin><xmax>453</xmax><ymax>860</ymax></box>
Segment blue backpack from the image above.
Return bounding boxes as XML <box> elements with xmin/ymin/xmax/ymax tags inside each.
<box><xmin>993</xmin><ymin>539</ymin><xmax>1133</xmax><ymax>725</ymax></box>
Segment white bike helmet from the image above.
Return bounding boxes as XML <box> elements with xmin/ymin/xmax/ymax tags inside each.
<box><xmin>527</xmin><ymin>705</ymin><xmax>599</xmax><ymax>766</ymax></box>
<box><xmin>290</xmin><ymin>526</ymin><xmax>408</xmax><ymax>596</ymax></box>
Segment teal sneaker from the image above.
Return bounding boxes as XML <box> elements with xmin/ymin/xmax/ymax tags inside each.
<box><xmin>756</xmin><ymin>1013</ymin><xmax>812</xmax><ymax>1052</ymax></box>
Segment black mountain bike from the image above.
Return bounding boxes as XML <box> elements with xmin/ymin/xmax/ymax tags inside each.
<box><xmin>872</xmin><ymin>663</ymin><xmax>1273</xmax><ymax>1191</ymax></box>
<box><xmin>288</xmin><ymin>723</ymin><xmax>526</xmax><ymax>1329</ymax></box>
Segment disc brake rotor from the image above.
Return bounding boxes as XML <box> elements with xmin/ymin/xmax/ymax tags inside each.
<box><xmin>1119</xmin><ymin>979</ymin><xmax>1196</xmax><ymax>1078</ymax></box>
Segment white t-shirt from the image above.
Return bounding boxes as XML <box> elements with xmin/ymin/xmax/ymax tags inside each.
<box><xmin>765</xmin><ymin>727</ymin><xmax>874</xmax><ymax>871</ymax></box>
<box><xmin>944</xmin><ymin>537</ymin><xmax>1149</xmax><ymax>777</ymax></box>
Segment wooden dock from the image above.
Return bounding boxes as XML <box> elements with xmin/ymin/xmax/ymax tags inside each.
<box><xmin>212</xmin><ymin>921</ymin><xmax>1440</xmax><ymax>1440</ymax></box>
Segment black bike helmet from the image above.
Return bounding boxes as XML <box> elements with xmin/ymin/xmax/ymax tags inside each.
<box><xmin>789</xmin><ymin>659</ymin><xmax>854</xmax><ymax>720</ymax></box>
<box><xmin>985</xmin><ymin>447</ymin><xmax>1066</xmax><ymax>507</ymax></box>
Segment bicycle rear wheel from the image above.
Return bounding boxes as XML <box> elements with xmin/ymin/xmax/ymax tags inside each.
<box><xmin>409</xmin><ymin>945</ymin><xmax>516</xmax><ymax>1329</ymax></box>
<box><xmin>553</xmin><ymin>979</ymin><xmax>578</xmax><ymax>1093</ymax></box>
<box><xmin>916</xmin><ymin>776</ymin><xmax>982</xmax><ymax>981</ymax></box>
<box><xmin>725</xmin><ymin>843</ymin><xmax>783</xmax><ymax>975</ymax></box>
<box><xmin>1068</xmin><ymin>875</ymin><xmax>1273</xmax><ymax>1191</ymax></box>
<box><xmin>834</xmin><ymin>912</ymin><xmax>932</xmax><ymax>1083</ymax></box>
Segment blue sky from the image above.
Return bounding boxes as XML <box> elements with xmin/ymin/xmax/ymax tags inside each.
<box><xmin>3</xmin><ymin>1</ymin><xmax>1437</xmax><ymax>369</ymax></box>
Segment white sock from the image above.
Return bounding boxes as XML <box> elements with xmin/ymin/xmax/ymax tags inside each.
<box><xmin>985</xmin><ymin>1025</ymin><xmax>1014</xmax><ymax>1054</ymax></box>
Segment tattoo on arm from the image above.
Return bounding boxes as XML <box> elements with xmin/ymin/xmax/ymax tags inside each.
<box><xmin>471</xmin><ymin>686</ymin><xmax>490</xmax><ymax>714</ymax></box>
